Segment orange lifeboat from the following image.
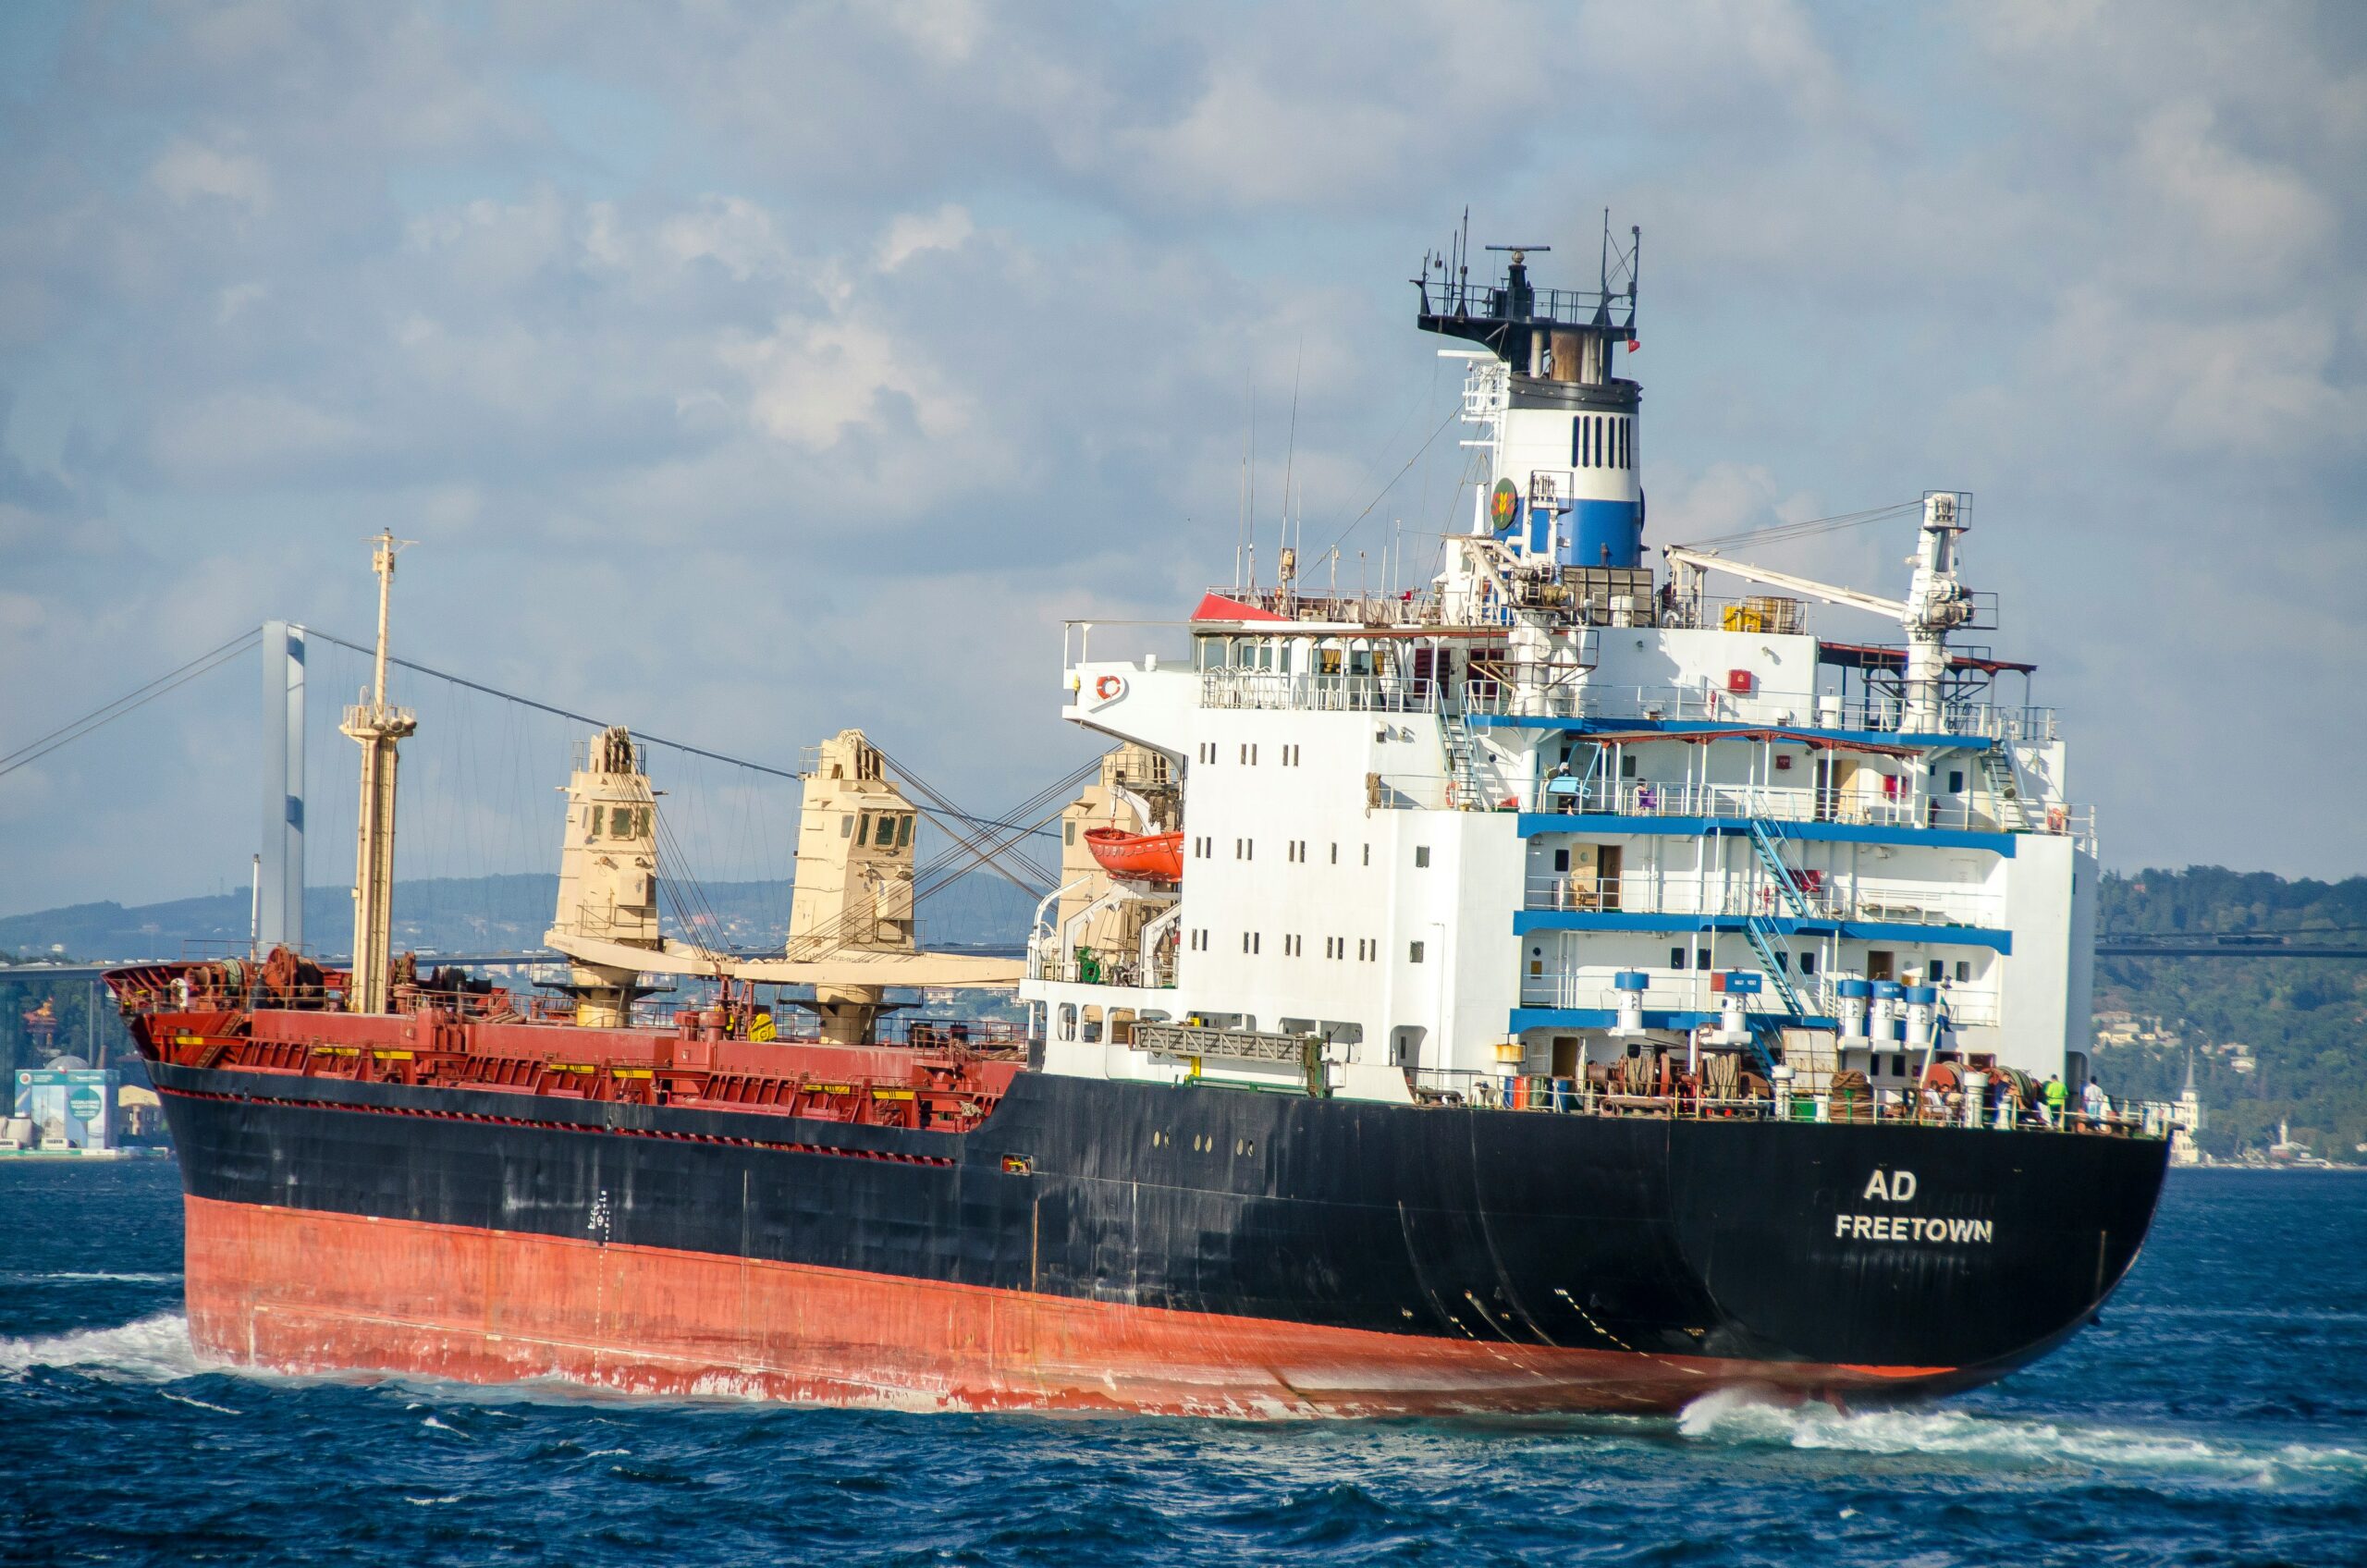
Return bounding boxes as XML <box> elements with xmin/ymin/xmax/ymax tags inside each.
<box><xmin>1084</xmin><ymin>827</ymin><xmax>1184</xmax><ymax>883</ymax></box>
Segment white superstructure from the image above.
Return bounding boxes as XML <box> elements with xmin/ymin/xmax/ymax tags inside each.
<box><xmin>1024</xmin><ymin>228</ymin><xmax>2097</xmax><ymax>1111</ymax></box>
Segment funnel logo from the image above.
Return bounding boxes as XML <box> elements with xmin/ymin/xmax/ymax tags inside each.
<box><xmin>1490</xmin><ymin>480</ymin><xmax>1520</xmax><ymax>531</ymax></box>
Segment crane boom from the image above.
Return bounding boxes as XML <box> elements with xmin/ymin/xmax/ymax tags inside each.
<box><xmin>1662</xmin><ymin>545</ymin><xmax>1907</xmax><ymax>622</ymax></box>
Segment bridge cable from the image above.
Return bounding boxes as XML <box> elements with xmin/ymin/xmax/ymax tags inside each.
<box><xmin>0</xmin><ymin>628</ymin><xmax>262</xmax><ymax>780</ymax></box>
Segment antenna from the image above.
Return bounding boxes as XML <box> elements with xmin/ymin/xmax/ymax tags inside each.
<box><xmin>1237</xmin><ymin>371</ymin><xmax>1253</xmax><ymax>589</ymax></box>
<box><xmin>1280</xmin><ymin>338</ymin><xmax>1302</xmax><ymax>571</ymax></box>
<box><xmin>1458</xmin><ymin>207</ymin><xmax>1469</xmax><ymax>304</ymax></box>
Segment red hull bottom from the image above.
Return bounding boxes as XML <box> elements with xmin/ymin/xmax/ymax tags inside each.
<box><xmin>182</xmin><ymin>1196</ymin><xmax>1953</xmax><ymax>1416</ymax></box>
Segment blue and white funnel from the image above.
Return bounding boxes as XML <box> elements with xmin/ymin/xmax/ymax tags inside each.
<box><xmin>1417</xmin><ymin>222</ymin><xmax>1644</xmax><ymax>569</ymax></box>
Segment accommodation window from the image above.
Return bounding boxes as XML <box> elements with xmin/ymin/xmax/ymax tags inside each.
<box><xmin>1362</xmin><ymin>845</ymin><xmax>1371</xmax><ymax>866</ymax></box>
<box><xmin>840</xmin><ymin>815</ymin><xmax>852</xmax><ymax>838</ymax></box>
<box><xmin>1698</xmin><ymin>947</ymin><xmax>1712</xmax><ymax>970</ymax></box>
<box><xmin>1284</xmin><ymin>935</ymin><xmax>1301</xmax><ymax>957</ymax></box>
<box><xmin>1800</xmin><ymin>950</ymin><xmax>1818</xmax><ymax>975</ymax></box>
<box><xmin>1415</xmin><ymin>846</ymin><xmax>1431</xmax><ymax>868</ymax></box>
<box><xmin>1552</xmin><ymin>848</ymin><xmax>1570</xmax><ymax>872</ymax></box>
<box><xmin>1949</xmin><ymin>770</ymin><xmax>1966</xmax><ymax>792</ymax></box>
<box><xmin>1409</xmin><ymin>941</ymin><xmax>1426</xmax><ymax>963</ymax></box>
<box><xmin>1620</xmin><ymin>755</ymin><xmax>1638</xmax><ymax>779</ymax></box>
<box><xmin>1671</xmin><ymin>946</ymin><xmax>1686</xmax><ymax>970</ymax></box>
<box><xmin>1330</xmin><ymin>843</ymin><xmax>1338</xmax><ymax>864</ymax></box>
<box><xmin>1955</xmin><ymin>961</ymin><xmax>1971</xmax><ymax>982</ymax></box>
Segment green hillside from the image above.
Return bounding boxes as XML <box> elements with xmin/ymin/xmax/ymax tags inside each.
<box><xmin>2091</xmin><ymin>868</ymin><xmax>2367</xmax><ymax>1162</ymax></box>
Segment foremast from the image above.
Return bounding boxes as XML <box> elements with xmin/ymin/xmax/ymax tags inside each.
<box><xmin>338</xmin><ymin>532</ymin><xmax>416</xmax><ymax>1015</ymax></box>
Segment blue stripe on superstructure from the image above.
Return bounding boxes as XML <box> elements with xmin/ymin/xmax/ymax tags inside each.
<box><xmin>1513</xmin><ymin>813</ymin><xmax>2018</xmax><ymax>855</ymax></box>
<box><xmin>1511</xmin><ymin>910</ymin><xmax>2012</xmax><ymax>953</ymax></box>
<box><xmin>1509</xmin><ymin>1008</ymin><xmax>1841</xmax><ymax>1034</ymax></box>
<box><xmin>1467</xmin><ymin>714</ymin><xmax>1994</xmax><ymax>752</ymax></box>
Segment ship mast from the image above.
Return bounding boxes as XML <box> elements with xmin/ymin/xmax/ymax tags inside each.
<box><xmin>339</xmin><ymin>532</ymin><xmax>417</xmax><ymax>1013</ymax></box>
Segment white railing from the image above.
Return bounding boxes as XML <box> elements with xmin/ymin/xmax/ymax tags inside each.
<box><xmin>1519</xmin><ymin>874</ymin><xmax>2005</xmax><ymax>928</ymax></box>
<box><xmin>1529</xmin><ymin>778</ymin><xmax>2095</xmax><ymax>846</ymax></box>
<box><xmin>1198</xmin><ymin>670</ymin><xmax>1440</xmax><ymax>714</ymax></box>
<box><xmin>1026</xmin><ymin>948</ymin><xmax>1177</xmax><ymax>990</ymax></box>
<box><xmin>1578</xmin><ymin>683</ymin><xmax>2058</xmax><ymax>742</ymax></box>
<box><xmin>1518</xmin><ymin>972</ymin><xmax>2003</xmax><ymax>1030</ymax></box>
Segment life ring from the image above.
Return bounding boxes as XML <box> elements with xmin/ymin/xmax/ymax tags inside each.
<box><xmin>1094</xmin><ymin>675</ymin><xmax>1124</xmax><ymax>701</ymax></box>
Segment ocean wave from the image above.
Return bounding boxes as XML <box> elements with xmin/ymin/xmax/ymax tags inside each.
<box><xmin>1675</xmin><ymin>1388</ymin><xmax>2367</xmax><ymax>1483</ymax></box>
<box><xmin>0</xmin><ymin>1269</ymin><xmax>183</xmax><ymax>1285</ymax></box>
<box><xmin>0</xmin><ymin>1313</ymin><xmax>202</xmax><ymax>1383</ymax></box>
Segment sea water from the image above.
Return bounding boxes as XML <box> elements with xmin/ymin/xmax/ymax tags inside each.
<box><xmin>1</xmin><ymin>1162</ymin><xmax>2361</xmax><ymax>1566</ymax></box>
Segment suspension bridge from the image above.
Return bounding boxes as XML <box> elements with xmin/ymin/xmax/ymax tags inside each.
<box><xmin>6</xmin><ymin>623</ymin><xmax>2365</xmax><ymax>986</ymax></box>
<box><xmin>2</xmin><ymin>617</ymin><xmax>1100</xmax><ymax>987</ymax></box>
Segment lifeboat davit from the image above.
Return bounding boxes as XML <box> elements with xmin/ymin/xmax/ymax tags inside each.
<box><xmin>1084</xmin><ymin>827</ymin><xmax>1184</xmax><ymax>883</ymax></box>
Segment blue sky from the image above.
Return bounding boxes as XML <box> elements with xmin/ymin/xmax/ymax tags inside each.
<box><xmin>3</xmin><ymin>0</ymin><xmax>2363</xmax><ymax>917</ymax></box>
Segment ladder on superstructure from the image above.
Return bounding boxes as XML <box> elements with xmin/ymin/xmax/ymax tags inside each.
<box><xmin>1979</xmin><ymin>747</ymin><xmax>2030</xmax><ymax>832</ymax></box>
<box><xmin>1441</xmin><ymin>710</ymin><xmax>1482</xmax><ymax>809</ymax></box>
<box><xmin>1739</xmin><ymin>815</ymin><xmax>1811</xmax><ymax>1018</ymax></box>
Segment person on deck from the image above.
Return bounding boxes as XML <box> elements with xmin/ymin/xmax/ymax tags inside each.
<box><xmin>2042</xmin><ymin>1074</ymin><xmax>2068</xmax><ymax>1128</ymax></box>
<box><xmin>2083</xmin><ymin>1076</ymin><xmax>2108</xmax><ymax>1126</ymax></box>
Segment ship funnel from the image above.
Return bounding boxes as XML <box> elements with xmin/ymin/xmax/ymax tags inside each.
<box><xmin>1417</xmin><ymin>214</ymin><xmax>1645</xmax><ymax>570</ymax></box>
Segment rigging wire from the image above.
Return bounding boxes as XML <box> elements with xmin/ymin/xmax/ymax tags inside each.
<box><xmin>1670</xmin><ymin>500</ymin><xmax>1923</xmax><ymax>557</ymax></box>
<box><xmin>302</xmin><ymin>627</ymin><xmax>1053</xmax><ymax>840</ymax></box>
<box><xmin>1310</xmin><ymin>400</ymin><xmax>1465</xmax><ymax>567</ymax></box>
<box><xmin>779</xmin><ymin>754</ymin><xmax>1098</xmax><ymax>962</ymax></box>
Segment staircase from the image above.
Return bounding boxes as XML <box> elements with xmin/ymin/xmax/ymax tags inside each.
<box><xmin>1746</xmin><ymin>816</ymin><xmax>1813</xmax><ymax>914</ymax></box>
<box><xmin>1980</xmin><ymin>748</ymin><xmax>2030</xmax><ymax>832</ymax></box>
<box><xmin>1739</xmin><ymin>917</ymin><xmax>1809</xmax><ymax>1016</ymax></box>
<box><xmin>1739</xmin><ymin>816</ymin><xmax>1809</xmax><ymax>1016</ymax></box>
<box><xmin>1441</xmin><ymin>711</ymin><xmax>1481</xmax><ymax>809</ymax></box>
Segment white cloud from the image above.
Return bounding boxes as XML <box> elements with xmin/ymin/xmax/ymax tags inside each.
<box><xmin>2128</xmin><ymin>100</ymin><xmax>2335</xmax><ymax>287</ymax></box>
<box><xmin>148</xmin><ymin>389</ymin><xmax>371</xmax><ymax>481</ymax></box>
<box><xmin>4</xmin><ymin>0</ymin><xmax>2365</xmax><ymax>912</ymax></box>
<box><xmin>148</xmin><ymin>140</ymin><xmax>273</xmax><ymax>212</ymax></box>
<box><xmin>877</xmin><ymin>205</ymin><xmax>974</xmax><ymax>272</ymax></box>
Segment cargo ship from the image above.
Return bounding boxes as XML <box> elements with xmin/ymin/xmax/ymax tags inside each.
<box><xmin>110</xmin><ymin>227</ymin><xmax>2172</xmax><ymax>1416</ymax></box>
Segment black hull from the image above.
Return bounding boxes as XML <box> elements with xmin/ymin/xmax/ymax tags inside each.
<box><xmin>148</xmin><ymin>1055</ymin><xmax>2169</xmax><ymax>1401</ymax></box>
